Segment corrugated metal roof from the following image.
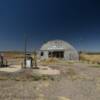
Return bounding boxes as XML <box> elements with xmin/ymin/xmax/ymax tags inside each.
<box><xmin>40</xmin><ymin>40</ymin><xmax>76</xmax><ymax>51</ymax></box>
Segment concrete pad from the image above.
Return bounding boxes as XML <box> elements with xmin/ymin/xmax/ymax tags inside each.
<box><xmin>0</xmin><ymin>65</ymin><xmax>21</xmax><ymax>73</ymax></box>
<box><xmin>33</xmin><ymin>66</ymin><xmax>60</xmax><ymax>75</ymax></box>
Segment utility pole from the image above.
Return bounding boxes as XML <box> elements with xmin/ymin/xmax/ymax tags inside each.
<box><xmin>24</xmin><ymin>33</ymin><xmax>27</xmax><ymax>68</ymax></box>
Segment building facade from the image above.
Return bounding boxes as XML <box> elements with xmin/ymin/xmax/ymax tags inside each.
<box><xmin>39</xmin><ymin>40</ymin><xmax>79</xmax><ymax>60</ymax></box>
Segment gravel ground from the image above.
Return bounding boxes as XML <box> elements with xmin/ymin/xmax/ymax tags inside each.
<box><xmin>0</xmin><ymin>63</ymin><xmax>100</xmax><ymax>100</ymax></box>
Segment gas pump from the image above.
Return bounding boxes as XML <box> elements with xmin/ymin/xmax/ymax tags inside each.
<box><xmin>23</xmin><ymin>53</ymin><xmax>33</xmax><ymax>68</ymax></box>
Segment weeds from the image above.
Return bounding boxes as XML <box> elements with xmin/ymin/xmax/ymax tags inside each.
<box><xmin>66</xmin><ymin>68</ymin><xmax>78</xmax><ymax>81</ymax></box>
<box><xmin>32</xmin><ymin>74</ymin><xmax>55</xmax><ymax>81</ymax></box>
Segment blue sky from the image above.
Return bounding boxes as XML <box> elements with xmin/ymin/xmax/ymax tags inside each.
<box><xmin>0</xmin><ymin>0</ymin><xmax>100</xmax><ymax>52</ymax></box>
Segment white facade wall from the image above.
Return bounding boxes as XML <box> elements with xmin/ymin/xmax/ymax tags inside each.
<box><xmin>39</xmin><ymin>40</ymin><xmax>79</xmax><ymax>60</ymax></box>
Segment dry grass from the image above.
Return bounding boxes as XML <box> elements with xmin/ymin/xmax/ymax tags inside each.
<box><xmin>80</xmin><ymin>53</ymin><xmax>100</xmax><ymax>63</ymax></box>
<box><xmin>39</xmin><ymin>58</ymin><xmax>59</xmax><ymax>65</ymax></box>
<box><xmin>89</xmin><ymin>65</ymin><xmax>100</xmax><ymax>68</ymax></box>
<box><xmin>39</xmin><ymin>58</ymin><xmax>77</xmax><ymax>66</ymax></box>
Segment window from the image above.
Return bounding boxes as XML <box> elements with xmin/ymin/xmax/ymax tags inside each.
<box><xmin>41</xmin><ymin>52</ymin><xmax>43</xmax><ymax>56</ymax></box>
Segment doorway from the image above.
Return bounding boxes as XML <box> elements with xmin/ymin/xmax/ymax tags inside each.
<box><xmin>48</xmin><ymin>51</ymin><xmax>64</xmax><ymax>58</ymax></box>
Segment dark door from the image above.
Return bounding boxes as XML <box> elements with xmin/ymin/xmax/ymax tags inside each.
<box><xmin>48</xmin><ymin>51</ymin><xmax>64</xmax><ymax>58</ymax></box>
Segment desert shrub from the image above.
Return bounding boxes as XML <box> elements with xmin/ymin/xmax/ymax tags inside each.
<box><xmin>32</xmin><ymin>74</ymin><xmax>56</xmax><ymax>81</ymax></box>
<box><xmin>66</xmin><ymin>68</ymin><xmax>78</xmax><ymax>80</ymax></box>
<box><xmin>32</xmin><ymin>75</ymin><xmax>42</xmax><ymax>81</ymax></box>
<box><xmin>67</xmin><ymin>68</ymin><xmax>76</xmax><ymax>76</ymax></box>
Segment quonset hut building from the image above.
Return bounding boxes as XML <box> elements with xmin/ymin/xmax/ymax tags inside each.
<box><xmin>39</xmin><ymin>40</ymin><xmax>79</xmax><ymax>60</ymax></box>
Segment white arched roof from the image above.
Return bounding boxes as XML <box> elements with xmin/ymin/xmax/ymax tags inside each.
<box><xmin>40</xmin><ymin>40</ymin><xmax>77</xmax><ymax>52</ymax></box>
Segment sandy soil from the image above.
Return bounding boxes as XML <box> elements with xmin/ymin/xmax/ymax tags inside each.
<box><xmin>0</xmin><ymin>62</ymin><xmax>100</xmax><ymax>100</ymax></box>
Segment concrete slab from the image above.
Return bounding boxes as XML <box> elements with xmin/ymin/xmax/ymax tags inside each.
<box><xmin>0</xmin><ymin>65</ymin><xmax>21</xmax><ymax>73</ymax></box>
<box><xmin>33</xmin><ymin>66</ymin><xmax>60</xmax><ymax>75</ymax></box>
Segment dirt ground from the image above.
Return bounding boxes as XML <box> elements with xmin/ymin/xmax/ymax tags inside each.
<box><xmin>0</xmin><ymin>62</ymin><xmax>100</xmax><ymax>100</ymax></box>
